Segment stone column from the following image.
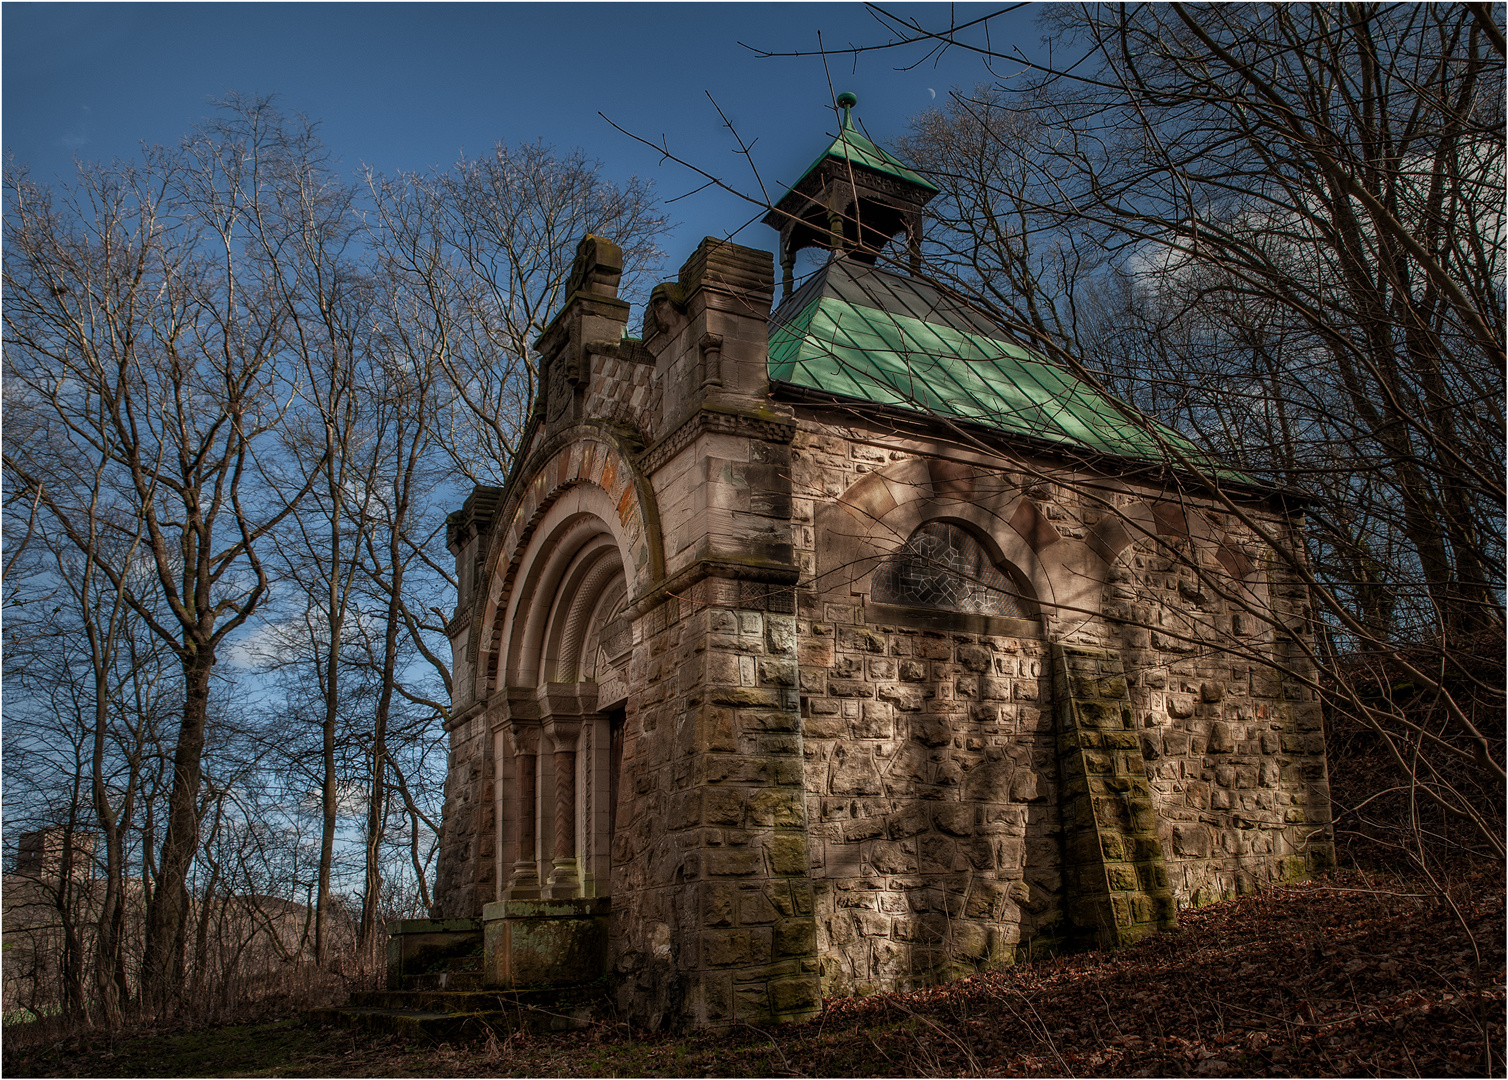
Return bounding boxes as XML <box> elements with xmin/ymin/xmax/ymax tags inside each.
<box><xmin>544</xmin><ymin>719</ymin><xmax>582</xmax><ymax>897</ymax></box>
<box><xmin>505</xmin><ymin>723</ymin><xmax>542</xmax><ymax>900</ymax></box>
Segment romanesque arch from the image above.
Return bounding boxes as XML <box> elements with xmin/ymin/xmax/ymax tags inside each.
<box><xmin>473</xmin><ymin>431</ymin><xmax>662</xmax><ymax>903</ymax></box>
<box><xmin>815</xmin><ymin>456</ymin><xmax>1064</xmax><ymax>631</ymax></box>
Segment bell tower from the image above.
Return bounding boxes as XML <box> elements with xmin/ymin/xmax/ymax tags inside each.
<box><xmin>763</xmin><ymin>92</ymin><xmax>939</xmax><ymax>298</ymax></box>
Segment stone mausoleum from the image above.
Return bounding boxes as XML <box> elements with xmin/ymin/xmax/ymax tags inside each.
<box><xmin>411</xmin><ymin>97</ymin><xmax>1335</xmax><ymax>1029</ymax></box>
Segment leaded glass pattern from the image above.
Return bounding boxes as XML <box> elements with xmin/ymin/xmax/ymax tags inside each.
<box><xmin>871</xmin><ymin>521</ymin><xmax>1028</xmax><ymax>618</ymax></box>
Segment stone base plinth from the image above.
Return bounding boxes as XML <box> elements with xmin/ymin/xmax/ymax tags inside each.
<box><xmin>386</xmin><ymin>917</ymin><xmax>482</xmax><ymax>989</ymax></box>
<box><xmin>482</xmin><ymin>897</ymin><xmax>611</xmax><ymax>989</ymax></box>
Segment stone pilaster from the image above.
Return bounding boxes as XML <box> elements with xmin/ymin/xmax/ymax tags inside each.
<box><xmin>1052</xmin><ymin>644</ymin><xmax>1177</xmax><ymax>948</ymax></box>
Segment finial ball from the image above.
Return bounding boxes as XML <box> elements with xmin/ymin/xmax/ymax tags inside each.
<box><xmin>837</xmin><ymin>91</ymin><xmax>858</xmax><ymax>109</ymax></box>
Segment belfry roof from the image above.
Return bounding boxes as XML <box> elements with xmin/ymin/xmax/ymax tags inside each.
<box><xmin>767</xmin><ymin>257</ymin><xmax>1239</xmax><ymax>475</ymax></box>
<box><xmin>787</xmin><ymin>105</ymin><xmax>939</xmax><ymax>196</ymax></box>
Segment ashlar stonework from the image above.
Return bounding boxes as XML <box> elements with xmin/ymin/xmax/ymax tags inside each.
<box><xmin>424</xmin><ymin>100</ymin><xmax>1335</xmax><ymax>1030</ymax></box>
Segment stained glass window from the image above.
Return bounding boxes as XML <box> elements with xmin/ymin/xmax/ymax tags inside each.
<box><xmin>871</xmin><ymin>521</ymin><xmax>1028</xmax><ymax>618</ymax></box>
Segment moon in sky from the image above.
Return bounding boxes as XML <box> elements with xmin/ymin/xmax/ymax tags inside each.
<box><xmin>928</xmin><ymin>88</ymin><xmax>936</xmax><ymax>99</ymax></box>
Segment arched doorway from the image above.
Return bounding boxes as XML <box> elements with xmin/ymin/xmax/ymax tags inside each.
<box><xmin>485</xmin><ymin>491</ymin><xmax>635</xmax><ymax>903</ymax></box>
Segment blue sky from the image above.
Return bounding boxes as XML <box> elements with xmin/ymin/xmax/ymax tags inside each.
<box><xmin>3</xmin><ymin>2</ymin><xmax>1047</xmax><ymax>268</ymax></box>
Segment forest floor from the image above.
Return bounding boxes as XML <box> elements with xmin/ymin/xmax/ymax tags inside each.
<box><xmin>6</xmin><ymin>866</ymin><xmax>1502</xmax><ymax>1078</ymax></box>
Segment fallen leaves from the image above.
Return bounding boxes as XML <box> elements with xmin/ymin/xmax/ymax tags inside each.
<box><xmin>7</xmin><ymin>869</ymin><xmax>1502</xmax><ymax>1078</ymax></box>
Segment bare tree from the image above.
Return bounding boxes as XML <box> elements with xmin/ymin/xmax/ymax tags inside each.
<box><xmin>3</xmin><ymin>97</ymin><xmax>329</xmax><ymax>1014</ymax></box>
<box><xmin>4</xmin><ymin>96</ymin><xmax>676</xmax><ymax>1025</ymax></box>
<box><xmin>368</xmin><ymin>141</ymin><xmax>670</xmax><ymax>487</ymax></box>
<box><xmin>895</xmin><ymin>3</ymin><xmax>1503</xmax><ymax>642</ymax></box>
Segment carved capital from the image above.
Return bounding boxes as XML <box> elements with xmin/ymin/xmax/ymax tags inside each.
<box><xmin>505</xmin><ymin>721</ymin><xmax>541</xmax><ymax>757</ymax></box>
<box><xmin>543</xmin><ymin>717</ymin><xmax>583</xmax><ymax>751</ymax></box>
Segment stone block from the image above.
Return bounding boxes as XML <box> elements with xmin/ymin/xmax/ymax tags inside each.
<box><xmin>1171</xmin><ymin>823</ymin><xmax>1212</xmax><ymax>858</ymax></box>
<box><xmin>704</xmin><ymin>884</ymin><xmax>735</xmax><ymax>927</ymax></box>
<box><xmin>839</xmin><ymin>627</ymin><xmax>887</xmax><ymax>653</ymax></box>
<box><xmin>773</xmin><ymin>917</ymin><xmax>817</xmax><ymax>957</ymax></box>
<box><xmin>841</xmin><ymin>816</ymin><xmax>886</xmax><ymax>842</ymax></box>
<box><xmin>758</xmin><ymin>658</ymin><xmax>798</xmax><ymax>687</ymax></box>
<box><xmin>916</xmin><ymin>639</ymin><xmax>952</xmax><ymax>660</ymax></box>
<box><xmin>711</xmin><ymin>686</ymin><xmax>782</xmax><ymax>708</ymax></box>
<box><xmin>879</xmin><ymin>684</ymin><xmax>925</xmax><ymax>711</ymax></box>
<box><xmin>745</xmin><ymin>709</ymin><xmax>800</xmax><ymax>732</ymax></box>
<box><xmin>799</xmin><ymin>638</ymin><xmax>834</xmax><ymax>666</ymax></box>
<box><xmin>704</xmin><ymin>928</ymin><xmax>770</xmax><ymax>966</ymax></box>
<box><xmin>911</xmin><ymin>715</ymin><xmax>952</xmax><ymax>747</ymax></box>
<box><xmin>1106</xmin><ymin>864</ymin><xmax>1138</xmax><ymax>892</ymax></box>
<box><xmin>766</xmin><ymin>615</ymin><xmax>796</xmax><ymax>655</ymax></box>
<box><xmin>482</xmin><ymin>898</ymin><xmax>610</xmax><ymax>989</ymax></box>
<box><xmin>1208</xmin><ymin>722</ymin><xmax>1237</xmax><ymax>754</ymax></box>
<box><xmin>980</xmin><ymin>676</ymin><xmax>1011</xmax><ymax>700</ymax></box>
<box><xmin>829</xmin><ymin>748</ymin><xmax>882</xmax><ymax>795</ymax></box>
<box><xmin>932</xmin><ymin>803</ymin><xmax>974</xmax><ymax>837</ymax></box>
<box><xmin>740</xmin><ymin>891</ymin><xmax>780</xmax><ymax>925</ymax></box>
<box><xmin>804</xmin><ymin>715</ymin><xmax>846</xmax><ymax>739</ymax></box>
<box><xmin>957</xmin><ymin>645</ymin><xmax>992</xmax><ymax>672</ymax></box>
<box><xmin>1099</xmin><ymin>676</ymin><xmax>1128</xmax><ymax>698</ymax></box>
<box><xmin>886</xmin><ymin>804</ymin><xmax>930</xmax><ymax>838</ymax></box>
<box><xmin>868</xmin><ymin>840</ymin><xmax>915</xmax><ymax>874</ymax></box>
<box><xmin>769</xmin><ymin>834</ymin><xmax>809</xmax><ymax>875</ymax></box>
<box><xmin>705</xmin><ymin>850</ymin><xmax>760</xmax><ymax>876</ymax></box>
<box><xmin>1163</xmin><ymin>729</ymin><xmax>1192</xmax><ymax>756</ymax></box>
<box><xmin>768</xmin><ymin>975</ymin><xmax>822</xmax><ymax>1016</ymax></box>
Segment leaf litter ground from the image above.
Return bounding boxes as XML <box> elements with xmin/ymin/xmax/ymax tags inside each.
<box><xmin>7</xmin><ymin>869</ymin><xmax>1502</xmax><ymax>1078</ymax></box>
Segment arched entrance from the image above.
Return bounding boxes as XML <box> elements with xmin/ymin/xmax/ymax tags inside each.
<box><xmin>475</xmin><ymin>442</ymin><xmax>659</xmax><ymax>907</ymax></box>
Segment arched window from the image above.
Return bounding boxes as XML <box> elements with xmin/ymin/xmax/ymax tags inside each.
<box><xmin>871</xmin><ymin>521</ymin><xmax>1029</xmax><ymax>618</ymax></box>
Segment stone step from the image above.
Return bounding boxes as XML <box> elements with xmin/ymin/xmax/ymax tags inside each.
<box><xmin>307</xmin><ymin>1005</ymin><xmax>513</xmax><ymax>1040</ymax></box>
<box><xmin>397</xmin><ymin>969</ymin><xmax>485</xmax><ymax>992</ymax></box>
<box><xmin>308</xmin><ymin>986</ymin><xmax>611</xmax><ymax>1040</ymax></box>
<box><xmin>352</xmin><ymin>987</ymin><xmax>602</xmax><ymax>1012</ymax></box>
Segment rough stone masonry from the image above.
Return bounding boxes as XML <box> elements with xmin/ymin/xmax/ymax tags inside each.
<box><xmin>426</xmin><ymin>99</ymin><xmax>1335</xmax><ymax>1030</ymax></box>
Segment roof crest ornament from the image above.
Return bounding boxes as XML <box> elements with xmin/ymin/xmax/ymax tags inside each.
<box><xmin>837</xmin><ymin>90</ymin><xmax>858</xmax><ymax>131</ymax></box>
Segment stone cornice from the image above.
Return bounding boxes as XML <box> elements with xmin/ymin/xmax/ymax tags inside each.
<box><xmin>640</xmin><ymin>405</ymin><xmax>797</xmax><ymax>477</ymax></box>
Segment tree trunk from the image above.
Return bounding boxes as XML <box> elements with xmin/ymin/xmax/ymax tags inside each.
<box><xmin>141</xmin><ymin>654</ymin><xmax>212</xmax><ymax>1017</ymax></box>
<box><xmin>359</xmin><ymin>558</ymin><xmax>404</xmax><ymax>962</ymax></box>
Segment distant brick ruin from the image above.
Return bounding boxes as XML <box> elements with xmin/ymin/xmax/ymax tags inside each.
<box><xmin>417</xmin><ymin>96</ymin><xmax>1335</xmax><ymax>1030</ymax></box>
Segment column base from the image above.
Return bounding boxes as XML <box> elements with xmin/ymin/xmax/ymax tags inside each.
<box><xmin>481</xmin><ymin>897</ymin><xmax>611</xmax><ymax>988</ymax></box>
<box><xmin>545</xmin><ymin>858</ymin><xmax>580</xmax><ymax>898</ymax></box>
<box><xmin>505</xmin><ymin>862</ymin><xmax>541</xmax><ymax>901</ymax></box>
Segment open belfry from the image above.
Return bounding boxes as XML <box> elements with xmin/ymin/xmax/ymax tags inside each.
<box><xmin>410</xmin><ymin>94</ymin><xmax>1336</xmax><ymax>1029</ymax></box>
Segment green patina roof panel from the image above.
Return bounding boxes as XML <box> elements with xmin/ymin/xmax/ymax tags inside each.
<box><xmin>791</xmin><ymin>116</ymin><xmax>940</xmax><ymax>196</ymax></box>
<box><xmin>768</xmin><ymin>258</ymin><xmax>1242</xmax><ymax>477</ymax></box>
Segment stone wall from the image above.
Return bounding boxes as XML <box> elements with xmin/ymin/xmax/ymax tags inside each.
<box><xmin>796</xmin><ymin>612</ymin><xmax>1064</xmax><ymax>994</ymax></box>
<box><xmin>785</xmin><ymin>414</ymin><xmax>1334</xmax><ymax>995</ymax></box>
<box><xmin>608</xmin><ymin>598</ymin><xmax>821</xmax><ymax>1028</ymax></box>
<box><xmin>432</xmin><ymin>711</ymin><xmax>494</xmax><ymax>918</ymax></box>
<box><xmin>1105</xmin><ymin>520</ymin><xmax>1336</xmax><ymax>904</ymax></box>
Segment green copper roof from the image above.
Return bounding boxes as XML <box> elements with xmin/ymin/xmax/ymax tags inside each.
<box><xmin>768</xmin><ymin>258</ymin><xmax>1241</xmax><ymax>476</ymax></box>
<box><xmin>790</xmin><ymin>95</ymin><xmax>939</xmax><ymax>196</ymax></box>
